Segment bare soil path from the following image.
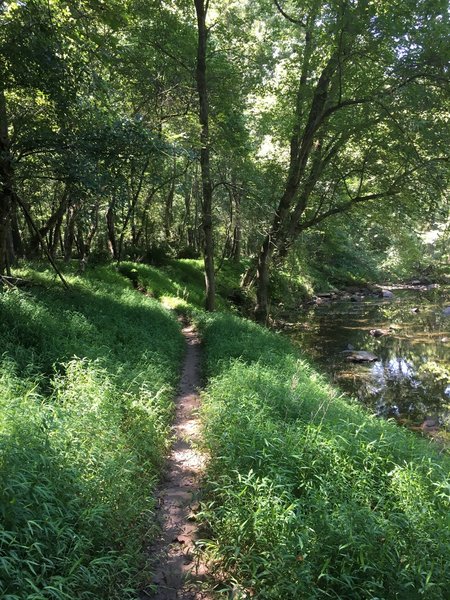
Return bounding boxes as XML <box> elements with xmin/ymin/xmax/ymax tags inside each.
<box><xmin>141</xmin><ymin>321</ymin><xmax>212</xmax><ymax>600</ymax></box>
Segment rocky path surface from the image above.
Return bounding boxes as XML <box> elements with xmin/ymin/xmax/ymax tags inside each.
<box><xmin>141</xmin><ymin>322</ymin><xmax>212</xmax><ymax>600</ymax></box>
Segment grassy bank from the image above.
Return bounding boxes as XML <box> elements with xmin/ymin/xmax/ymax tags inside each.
<box><xmin>2</xmin><ymin>259</ymin><xmax>449</xmax><ymax>599</ymax></box>
<box><xmin>0</xmin><ymin>264</ymin><xmax>184</xmax><ymax>599</ymax></box>
<box><xmin>194</xmin><ymin>312</ymin><xmax>450</xmax><ymax>599</ymax></box>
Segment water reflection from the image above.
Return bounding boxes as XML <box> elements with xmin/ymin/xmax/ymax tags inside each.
<box><xmin>289</xmin><ymin>289</ymin><xmax>450</xmax><ymax>433</ymax></box>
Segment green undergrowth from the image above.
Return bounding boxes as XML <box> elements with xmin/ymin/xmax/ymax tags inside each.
<box><xmin>0</xmin><ymin>264</ymin><xmax>184</xmax><ymax>599</ymax></box>
<box><xmin>194</xmin><ymin>312</ymin><xmax>450</xmax><ymax>599</ymax></box>
<box><xmin>117</xmin><ymin>259</ymin><xmax>247</xmax><ymax>313</ymax></box>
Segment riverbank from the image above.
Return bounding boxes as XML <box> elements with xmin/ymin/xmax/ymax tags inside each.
<box><xmin>194</xmin><ymin>310</ymin><xmax>450</xmax><ymax>599</ymax></box>
<box><xmin>1</xmin><ymin>260</ymin><xmax>449</xmax><ymax>599</ymax></box>
<box><xmin>275</xmin><ymin>284</ymin><xmax>450</xmax><ymax>444</ymax></box>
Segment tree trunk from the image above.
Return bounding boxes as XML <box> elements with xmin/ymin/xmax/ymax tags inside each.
<box><xmin>64</xmin><ymin>204</ymin><xmax>76</xmax><ymax>262</ymax></box>
<box><xmin>254</xmin><ymin>236</ymin><xmax>272</xmax><ymax>324</ymax></box>
<box><xmin>194</xmin><ymin>0</ymin><xmax>215</xmax><ymax>312</ymax></box>
<box><xmin>76</xmin><ymin>224</ymin><xmax>86</xmax><ymax>261</ymax></box>
<box><xmin>49</xmin><ymin>212</ymin><xmax>63</xmax><ymax>258</ymax></box>
<box><xmin>230</xmin><ymin>181</ymin><xmax>241</xmax><ymax>262</ymax></box>
<box><xmin>11</xmin><ymin>206</ymin><xmax>24</xmax><ymax>260</ymax></box>
<box><xmin>29</xmin><ymin>186</ymin><xmax>70</xmax><ymax>255</ymax></box>
<box><xmin>164</xmin><ymin>176</ymin><xmax>175</xmax><ymax>242</ymax></box>
<box><xmin>252</xmin><ymin>16</ymin><xmax>347</xmax><ymax>323</ymax></box>
<box><xmin>193</xmin><ymin>173</ymin><xmax>201</xmax><ymax>253</ymax></box>
<box><xmin>84</xmin><ymin>204</ymin><xmax>99</xmax><ymax>259</ymax></box>
<box><xmin>183</xmin><ymin>175</ymin><xmax>192</xmax><ymax>246</ymax></box>
<box><xmin>106</xmin><ymin>198</ymin><xmax>118</xmax><ymax>260</ymax></box>
<box><xmin>0</xmin><ymin>88</ymin><xmax>13</xmax><ymax>275</ymax></box>
<box><xmin>118</xmin><ymin>158</ymin><xmax>149</xmax><ymax>262</ymax></box>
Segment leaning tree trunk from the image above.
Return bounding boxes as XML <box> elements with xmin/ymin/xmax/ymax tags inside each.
<box><xmin>194</xmin><ymin>0</ymin><xmax>215</xmax><ymax>312</ymax></box>
<box><xmin>0</xmin><ymin>87</ymin><xmax>13</xmax><ymax>276</ymax></box>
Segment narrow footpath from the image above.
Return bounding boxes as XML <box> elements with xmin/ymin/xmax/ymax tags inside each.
<box><xmin>142</xmin><ymin>322</ymin><xmax>212</xmax><ymax>600</ymax></box>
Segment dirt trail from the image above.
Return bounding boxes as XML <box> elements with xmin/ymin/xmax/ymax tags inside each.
<box><xmin>141</xmin><ymin>322</ymin><xmax>212</xmax><ymax>600</ymax></box>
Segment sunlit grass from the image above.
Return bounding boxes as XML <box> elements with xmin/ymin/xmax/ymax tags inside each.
<box><xmin>0</xmin><ymin>264</ymin><xmax>184</xmax><ymax>599</ymax></box>
<box><xmin>195</xmin><ymin>311</ymin><xmax>450</xmax><ymax>599</ymax></box>
<box><xmin>3</xmin><ymin>260</ymin><xmax>448</xmax><ymax>599</ymax></box>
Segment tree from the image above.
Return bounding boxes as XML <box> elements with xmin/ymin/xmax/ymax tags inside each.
<box><xmin>194</xmin><ymin>0</ymin><xmax>216</xmax><ymax>311</ymax></box>
<box><xmin>245</xmin><ymin>0</ymin><xmax>449</xmax><ymax>322</ymax></box>
<box><xmin>0</xmin><ymin>85</ymin><xmax>14</xmax><ymax>275</ymax></box>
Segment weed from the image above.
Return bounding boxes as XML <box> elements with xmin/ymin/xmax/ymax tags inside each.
<box><xmin>195</xmin><ymin>312</ymin><xmax>450</xmax><ymax>599</ymax></box>
<box><xmin>0</xmin><ymin>265</ymin><xmax>184</xmax><ymax>599</ymax></box>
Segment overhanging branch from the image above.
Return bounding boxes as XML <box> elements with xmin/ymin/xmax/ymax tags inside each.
<box><xmin>273</xmin><ymin>0</ymin><xmax>306</xmax><ymax>26</ymax></box>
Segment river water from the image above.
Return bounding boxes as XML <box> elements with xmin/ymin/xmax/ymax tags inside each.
<box><xmin>288</xmin><ymin>288</ymin><xmax>450</xmax><ymax>437</ymax></box>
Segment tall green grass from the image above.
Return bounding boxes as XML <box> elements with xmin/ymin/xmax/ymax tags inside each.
<box><xmin>0</xmin><ymin>265</ymin><xmax>184</xmax><ymax>599</ymax></box>
<box><xmin>195</xmin><ymin>313</ymin><xmax>450</xmax><ymax>599</ymax></box>
<box><xmin>3</xmin><ymin>260</ymin><xmax>448</xmax><ymax>599</ymax></box>
<box><xmin>118</xmin><ymin>259</ymin><xmax>247</xmax><ymax>313</ymax></box>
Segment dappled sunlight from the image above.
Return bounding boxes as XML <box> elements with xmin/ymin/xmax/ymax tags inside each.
<box><xmin>0</xmin><ymin>265</ymin><xmax>184</xmax><ymax>599</ymax></box>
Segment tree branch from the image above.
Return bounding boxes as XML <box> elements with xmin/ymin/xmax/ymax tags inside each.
<box><xmin>273</xmin><ymin>0</ymin><xmax>306</xmax><ymax>26</ymax></box>
<box><xmin>299</xmin><ymin>190</ymin><xmax>401</xmax><ymax>231</ymax></box>
<box><xmin>14</xmin><ymin>193</ymin><xmax>70</xmax><ymax>289</ymax></box>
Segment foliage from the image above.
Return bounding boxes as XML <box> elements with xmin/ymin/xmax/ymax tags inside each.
<box><xmin>1</xmin><ymin>0</ymin><xmax>448</xmax><ymax>309</ymax></box>
<box><xmin>194</xmin><ymin>311</ymin><xmax>450</xmax><ymax>599</ymax></box>
<box><xmin>0</xmin><ymin>265</ymin><xmax>184</xmax><ymax>599</ymax></box>
<box><xmin>118</xmin><ymin>258</ymin><xmax>247</xmax><ymax>314</ymax></box>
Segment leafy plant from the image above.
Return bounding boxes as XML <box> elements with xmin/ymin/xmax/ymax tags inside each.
<box><xmin>0</xmin><ymin>265</ymin><xmax>184</xmax><ymax>599</ymax></box>
<box><xmin>195</xmin><ymin>312</ymin><xmax>450</xmax><ymax>599</ymax></box>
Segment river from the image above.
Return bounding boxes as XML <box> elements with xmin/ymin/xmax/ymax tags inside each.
<box><xmin>288</xmin><ymin>287</ymin><xmax>450</xmax><ymax>440</ymax></box>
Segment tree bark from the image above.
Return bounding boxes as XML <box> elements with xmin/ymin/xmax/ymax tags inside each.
<box><xmin>164</xmin><ymin>175</ymin><xmax>175</xmax><ymax>242</ymax></box>
<box><xmin>49</xmin><ymin>211</ymin><xmax>63</xmax><ymax>258</ymax></box>
<box><xmin>0</xmin><ymin>88</ymin><xmax>13</xmax><ymax>275</ymax></box>
<box><xmin>254</xmin><ymin>236</ymin><xmax>272</xmax><ymax>324</ymax></box>
<box><xmin>230</xmin><ymin>179</ymin><xmax>242</xmax><ymax>263</ymax></box>
<box><xmin>106</xmin><ymin>198</ymin><xmax>118</xmax><ymax>260</ymax></box>
<box><xmin>194</xmin><ymin>0</ymin><xmax>215</xmax><ymax>312</ymax></box>
<box><xmin>64</xmin><ymin>204</ymin><xmax>77</xmax><ymax>262</ymax></box>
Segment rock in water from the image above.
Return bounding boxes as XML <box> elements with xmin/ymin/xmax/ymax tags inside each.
<box><xmin>382</xmin><ymin>290</ymin><xmax>394</xmax><ymax>299</ymax></box>
<box><xmin>346</xmin><ymin>351</ymin><xmax>378</xmax><ymax>363</ymax></box>
<box><xmin>369</xmin><ymin>328</ymin><xmax>389</xmax><ymax>337</ymax></box>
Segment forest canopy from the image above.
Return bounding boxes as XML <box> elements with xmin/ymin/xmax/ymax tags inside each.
<box><xmin>1</xmin><ymin>0</ymin><xmax>449</xmax><ymax>317</ymax></box>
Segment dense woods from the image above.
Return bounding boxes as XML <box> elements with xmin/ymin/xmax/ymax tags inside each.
<box><xmin>1</xmin><ymin>3</ymin><xmax>450</xmax><ymax>597</ymax></box>
<box><xmin>1</xmin><ymin>0</ymin><xmax>448</xmax><ymax>316</ymax></box>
